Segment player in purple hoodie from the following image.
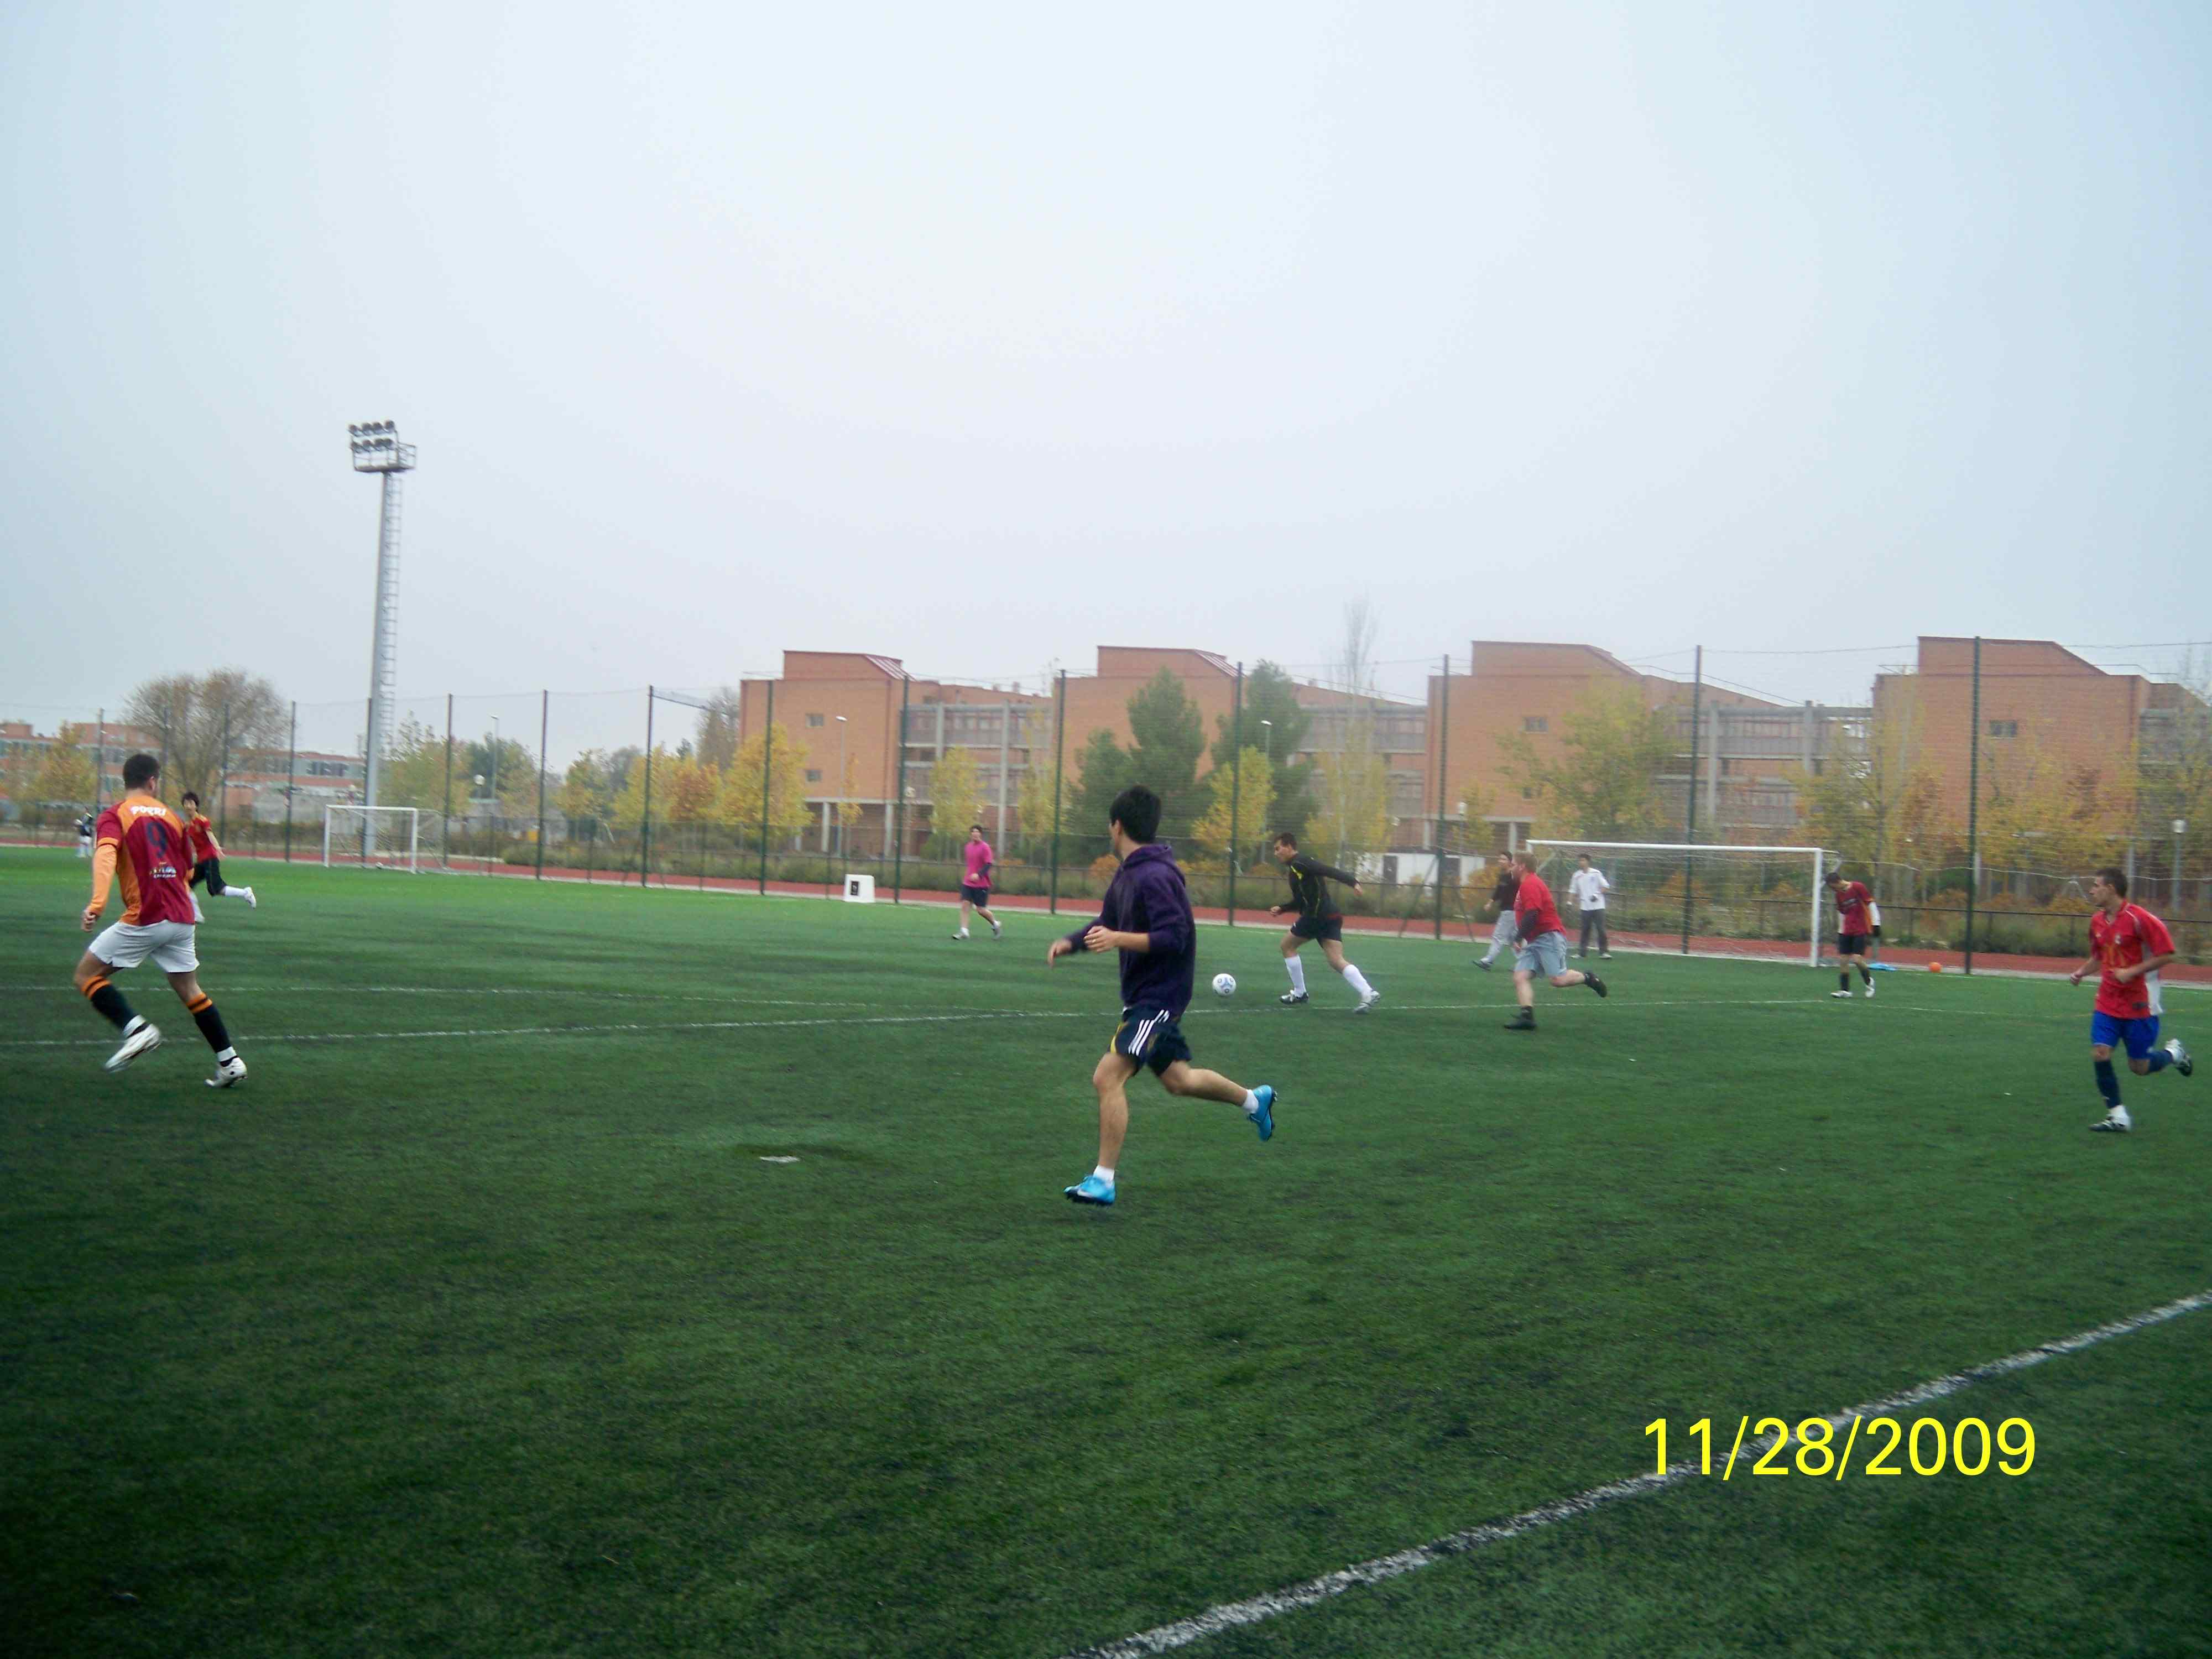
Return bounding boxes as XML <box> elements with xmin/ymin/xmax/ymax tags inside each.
<box><xmin>1046</xmin><ymin>785</ymin><xmax>1276</xmax><ymax>1206</ymax></box>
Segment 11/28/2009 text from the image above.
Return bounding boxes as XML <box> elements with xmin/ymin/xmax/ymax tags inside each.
<box><xmin>1645</xmin><ymin>1416</ymin><xmax>2035</xmax><ymax>1478</ymax></box>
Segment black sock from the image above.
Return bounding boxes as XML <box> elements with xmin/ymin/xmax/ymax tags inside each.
<box><xmin>1839</xmin><ymin>970</ymin><xmax>1850</xmax><ymax>992</ymax></box>
<box><xmin>84</xmin><ymin>977</ymin><xmax>137</xmax><ymax>1031</ymax></box>
<box><xmin>188</xmin><ymin>997</ymin><xmax>232</xmax><ymax>1056</ymax></box>
<box><xmin>2094</xmin><ymin>1058</ymin><xmax>2121</xmax><ymax>1109</ymax></box>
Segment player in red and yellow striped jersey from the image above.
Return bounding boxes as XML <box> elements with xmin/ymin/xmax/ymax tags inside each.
<box><xmin>179</xmin><ymin>790</ymin><xmax>257</xmax><ymax>910</ymax></box>
<box><xmin>71</xmin><ymin>754</ymin><xmax>248</xmax><ymax>1086</ymax></box>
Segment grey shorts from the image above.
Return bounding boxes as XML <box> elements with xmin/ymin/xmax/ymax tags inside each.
<box><xmin>1515</xmin><ymin>930</ymin><xmax>1567</xmax><ymax>978</ymax></box>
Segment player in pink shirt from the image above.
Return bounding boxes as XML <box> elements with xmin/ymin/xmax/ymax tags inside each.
<box><xmin>2069</xmin><ymin>866</ymin><xmax>2191</xmax><ymax>1133</ymax></box>
<box><xmin>954</xmin><ymin>824</ymin><xmax>1002</xmax><ymax>941</ymax></box>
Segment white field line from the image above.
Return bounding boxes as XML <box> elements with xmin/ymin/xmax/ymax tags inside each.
<box><xmin>1061</xmin><ymin>1288</ymin><xmax>2212</xmax><ymax>1659</ymax></box>
<box><xmin>7</xmin><ymin>994</ymin><xmax>2102</xmax><ymax>1051</ymax></box>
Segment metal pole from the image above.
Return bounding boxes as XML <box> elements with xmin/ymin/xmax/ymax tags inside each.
<box><xmin>758</xmin><ymin>681</ymin><xmax>774</xmax><ymax>895</ymax></box>
<box><xmin>893</xmin><ymin>674</ymin><xmax>909</xmax><ymax>903</ymax></box>
<box><xmin>93</xmin><ymin>708</ymin><xmax>105</xmax><ymax>815</ymax></box>
<box><xmin>1681</xmin><ymin>646</ymin><xmax>1702</xmax><ymax>954</ymax></box>
<box><xmin>441</xmin><ymin>693</ymin><xmax>454</xmax><ymax>869</ymax></box>
<box><xmin>218</xmin><ymin>706</ymin><xmax>231</xmax><ymax>841</ymax></box>
<box><xmin>363</xmin><ymin>696</ymin><xmax>373</xmax><ymax>864</ymax></box>
<box><xmin>1964</xmin><ymin>637</ymin><xmax>1981</xmax><ymax>975</ymax></box>
<box><xmin>1435</xmin><ymin>653</ymin><xmax>1449</xmax><ymax>941</ymax></box>
<box><xmin>2176</xmin><ymin>818</ymin><xmax>2187</xmax><ymax>915</ymax></box>
<box><xmin>1050</xmin><ymin>669</ymin><xmax>1067</xmax><ymax>916</ymax></box>
<box><xmin>838</xmin><ymin>715</ymin><xmax>849</xmax><ymax>886</ymax></box>
<box><xmin>283</xmin><ymin>701</ymin><xmax>296</xmax><ymax>863</ymax></box>
<box><xmin>536</xmin><ymin>689</ymin><xmax>549</xmax><ymax>880</ymax></box>
<box><xmin>1228</xmin><ymin>664</ymin><xmax>1243</xmax><ymax>926</ymax></box>
<box><xmin>641</xmin><ymin>687</ymin><xmax>655</xmax><ymax>887</ymax></box>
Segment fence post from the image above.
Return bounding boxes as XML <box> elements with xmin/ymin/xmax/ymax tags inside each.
<box><xmin>1681</xmin><ymin>646</ymin><xmax>1702</xmax><ymax>953</ymax></box>
<box><xmin>218</xmin><ymin>705</ymin><xmax>232</xmax><ymax>841</ymax></box>
<box><xmin>1964</xmin><ymin>637</ymin><xmax>1981</xmax><ymax>974</ymax></box>
<box><xmin>536</xmin><ymin>689</ymin><xmax>549</xmax><ymax>880</ymax></box>
<box><xmin>441</xmin><ymin>693</ymin><xmax>453</xmax><ymax>869</ymax></box>
<box><xmin>1434</xmin><ymin>654</ymin><xmax>1449</xmax><ymax>940</ymax></box>
<box><xmin>1228</xmin><ymin>663</ymin><xmax>1243</xmax><ymax>926</ymax></box>
<box><xmin>1050</xmin><ymin>669</ymin><xmax>1067</xmax><ymax>916</ymax></box>
<box><xmin>892</xmin><ymin>673</ymin><xmax>908</xmax><ymax>903</ymax></box>
<box><xmin>93</xmin><ymin>707</ymin><xmax>105</xmax><ymax>816</ymax></box>
<box><xmin>283</xmin><ymin>701</ymin><xmax>296</xmax><ymax>862</ymax></box>
<box><xmin>759</xmin><ymin>681</ymin><xmax>774</xmax><ymax>895</ymax></box>
<box><xmin>641</xmin><ymin>686</ymin><xmax>656</xmax><ymax>888</ymax></box>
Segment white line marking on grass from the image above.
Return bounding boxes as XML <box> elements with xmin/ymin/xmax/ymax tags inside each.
<box><xmin>1058</xmin><ymin>1287</ymin><xmax>2212</xmax><ymax>1659</ymax></box>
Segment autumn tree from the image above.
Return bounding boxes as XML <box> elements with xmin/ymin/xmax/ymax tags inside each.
<box><xmin>1015</xmin><ymin>758</ymin><xmax>1067</xmax><ymax>859</ymax></box>
<box><xmin>33</xmin><ymin>733</ymin><xmax>97</xmax><ymax>806</ymax></box>
<box><xmin>1800</xmin><ymin>695</ymin><xmax>1943</xmax><ymax>886</ymax></box>
<box><xmin>1212</xmin><ymin>660</ymin><xmax>1316</xmax><ymax>836</ymax></box>
<box><xmin>1190</xmin><ymin>748</ymin><xmax>1274</xmax><ymax>865</ymax></box>
<box><xmin>122</xmin><ymin>670</ymin><xmax>286</xmax><ymax>805</ymax></box>
<box><xmin>717</xmin><ymin>731</ymin><xmax>812</xmax><ymax>846</ymax></box>
<box><xmin>925</xmin><ymin>743</ymin><xmax>985</xmax><ymax>855</ymax></box>
<box><xmin>1068</xmin><ymin>728</ymin><xmax>1135</xmax><ymax>851</ymax></box>
<box><xmin>1124</xmin><ymin>668</ymin><xmax>1207</xmax><ymax>839</ymax></box>
<box><xmin>1310</xmin><ymin>599</ymin><xmax>1394</xmax><ymax>863</ymax></box>
<box><xmin>1496</xmin><ymin>682</ymin><xmax>1678</xmax><ymax>842</ymax></box>
<box><xmin>695</xmin><ymin>688</ymin><xmax>743</xmax><ymax>772</ymax></box>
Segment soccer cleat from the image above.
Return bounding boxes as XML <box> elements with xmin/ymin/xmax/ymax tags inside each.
<box><xmin>1586</xmin><ymin>973</ymin><xmax>1607</xmax><ymax>999</ymax></box>
<box><xmin>951</xmin><ymin>929</ymin><xmax>968</xmax><ymax>941</ymax></box>
<box><xmin>1065</xmin><ymin>1173</ymin><xmax>1116</xmax><ymax>1205</ymax></box>
<box><xmin>1831</xmin><ymin>990</ymin><xmax>1854</xmax><ymax>999</ymax></box>
<box><xmin>1473</xmin><ymin>958</ymin><xmax>1493</xmax><ymax>971</ymax></box>
<box><xmin>1503</xmin><ymin>1011</ymin><xmax>1536</xmax><ymax>1031</ymax></box>
<box><xmin>2090</xmin><ymin>1105</ymin><xmax>2133</xmax><ymax>1134</ymax></box>
<box><xmin>1279</xmin><ymin>990</ymin><xmax>1308</xmax><ymax>1005</ymax></box>
<box><xmin>206</xmin><ymin>1056</ymin><xmax>247</xmax><ymax>1089</ymax></box>
<box><xmin>989</xmin><ymin>919</ymin><xmax>1001</xmax><ymax>939</ymax></box>
<box><xmin>103</xmin><ymin>1021</ymin><xmax>163</xmax><ymax>1073</ymax></box>
<box><xmin>1600</xmin><ymin>952</ymin><xmax>1613</xmax><ymax>959</ymax></box>
<box><xmin>1248</xmin><ymin>1084</ymin><xmax>1275</xmax><ymax>1141</ymax></box>
<box><xmin>1864</xmin><ymin>981</ymin><xmax>1876</xmax><ymax>999</ymax></box>
<box><xmin>239</xmin><ymin>887</ymin><xmax>257</xmax><ymax>909</ymax></box>
<box><xmin>1354</xmin><ymin>990</ymin><xmax>1381</xmax><ymax>1015</ymax></box>
<box><xmin>2166</xmin><ymin>1037</ymin><xmax>2193</xmax><ymax>1078</ymax></box>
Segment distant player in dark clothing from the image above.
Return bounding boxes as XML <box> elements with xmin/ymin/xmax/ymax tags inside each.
<box><xmin>179</xmin><ymin>791</ymin><xmax>257</xmax><ymax>909</ymax></box>
<box><xmin>1268</xmin><ymin>831</ymin><xmax>1380</xmax><ymax>1013</ymax></box>
<box><xmin>1047</xmin><ymin>786</ymin><xmax>1275</xmax><ymax>1206</ymax></box>
<box><xmin>1476</xmin><ymin>858</ymin><xmax>1520</xmax><ymax>970</ymax></box>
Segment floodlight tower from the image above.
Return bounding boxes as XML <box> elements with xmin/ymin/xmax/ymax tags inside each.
<box><xmin>348</xmin><ymin>421</ymin><xmax>416</xmax><ymax>824</ymax></box>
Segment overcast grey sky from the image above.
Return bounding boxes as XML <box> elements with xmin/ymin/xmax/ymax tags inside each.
<box><xmin>4</xmin><ymin>1</ymin><xmax>2207</xmax><ymax>750</ymax></box>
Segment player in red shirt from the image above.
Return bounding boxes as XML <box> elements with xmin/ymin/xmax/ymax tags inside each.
<box><xmin>179</xmin><ymin>790</ymin><xmax>257</xmax><ymax>910</ymax></box>
<box><xmin>1823</xmin><ymin>870</ymin><xmax>1876</xmax><ymax>1000</ymax></box>
<box><xmin>71</xmin><ymin>754</ymin><xmax>248</xmax><ymax>1086</ymax></box>
<box><xmin>1502</xmin><ymin>849</ymin><xmax>1606</xmax><ymax>1030</ymax></box>
<box><xmin>2068</xmin><ymin>866</ymin><xmax>2189</xmax><ymax>1133</ymax></box>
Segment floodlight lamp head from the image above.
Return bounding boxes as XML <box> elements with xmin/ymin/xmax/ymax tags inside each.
<box><xmin>348</xmin><ymin>419</ymin><xmax>416</xmax><ymax>473</ymax></box>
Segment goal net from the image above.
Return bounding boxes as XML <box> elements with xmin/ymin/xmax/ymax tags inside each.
<box><xmin>324</xmin><ymin>805</ymin><xmax>421</xmax><ymax>872</ymax></box>
<box><xmin>1525</xmin><ymin>841</ymin><xmax>1833</xmax><ymax>967</ymax></box>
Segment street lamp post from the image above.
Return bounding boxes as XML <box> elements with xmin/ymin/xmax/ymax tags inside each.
<box><xmin>2176</xmin><ymin>818</ymin><xmax>2189</xmax><ymax>913</ymax></box>
<box><xmin>836</xmin><ymin>716</ymin><xmax>849</xmax><ymax>878</ymax></box>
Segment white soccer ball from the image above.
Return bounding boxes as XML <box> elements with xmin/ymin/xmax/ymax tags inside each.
<box><xmin>1212</xmin><ymin>972</ymin><xmax>1237</xmax><ymax>998</ymax></box>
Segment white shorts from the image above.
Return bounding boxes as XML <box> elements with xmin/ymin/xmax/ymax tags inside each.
<box><xmin>90</xmin><ymin>919</ymin><xmax>200</xmax><ymax>975</ymax></box>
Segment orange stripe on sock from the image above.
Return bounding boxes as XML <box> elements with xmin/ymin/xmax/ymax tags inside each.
<box><xmin>82</xmin><ymin>977</ymin><xmax>109</xmax><ymax>999</ymax></box>
<box><xmin>187</xmin><ymin>994</ymin><xmax>212</xmax><ymax>1014</ymax></box>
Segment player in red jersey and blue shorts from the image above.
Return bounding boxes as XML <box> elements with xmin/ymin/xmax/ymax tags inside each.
<box><xmin>1824</xmin><ymin>870</ymin><xmax>1876</xmax><ymax>999</ymax></box>
<box><xmin>1501</xmin><ymin>849</ymin><xmax>1606</xmax><ymax>1031</ymax></box>
<box><xmin>72</xmin><ymin>754</ymin><xmax>248</xmax><ymax>1087</ymax></box>
<box><xmin>2069</xmin><ymin>866</ymin><xmax>2190</xmax><ymax>1133</ymax></box>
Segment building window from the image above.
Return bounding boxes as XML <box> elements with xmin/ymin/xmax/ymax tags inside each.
<box><xmin>1521</xmin><ymin>787</ymin><xmax>1535</xmax><ymax>801</ymax></box>
<box><xmin>1522</xmin><ymin>717</ymin><xmax>1547</xmax><ymax>733</ymax></box>
<box><xmin>805</xmin><ymin>769</ymin><xmax>822</xmax><ymax>783</ymax></box>
<box><xmin>806</xmin><ymin>713</ymin><xmax>826</xmax><ymax>728</ymax></box>
<box><xmin>1988</xmin><ymin>720</ymin><xmax>2018</xmax><ymax>738</ymax></box>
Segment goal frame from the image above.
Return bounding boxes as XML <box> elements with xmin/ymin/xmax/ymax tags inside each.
<box><xmin>1526</xmin><ymin>839</ymin><xmax>1828</xmax><ymax>967</ymax></box>
<box><xmin>324</xmin><ymin>805</ymin><xmax>421</xmax><ymax>873</ymax></box>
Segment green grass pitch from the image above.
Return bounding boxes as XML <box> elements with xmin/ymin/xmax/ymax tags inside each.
<box><xmin>3</xmin><ymin>852</ymin><xmax>2209</xmax><ymax>1658</ymax></box>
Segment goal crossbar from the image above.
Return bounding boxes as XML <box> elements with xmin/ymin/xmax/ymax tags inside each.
<box><xmin>1527</xmin><ymin>839</ymin><xmax>1829</xmax><ymax>967</ymax></box>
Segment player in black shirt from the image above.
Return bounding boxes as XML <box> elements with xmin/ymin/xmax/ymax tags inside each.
<box><xmin>1475</xmin><ymin>859</ymin><xmax>1520</xmax><ymax>970</ymax></box>
<box><xmin>1268</xmin><ymin>831</ymin><xmax>1380</xmax><ymax>1013</ymax></box>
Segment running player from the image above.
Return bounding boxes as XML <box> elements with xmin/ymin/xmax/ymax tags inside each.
<box><xmin>2070</xmin><ymin>866</ymin><xmax>2190</xmax><ymax>1133</ymax></box>
<box><xmin>72</xmin><ymin>754</ymin><xmax>247</xmax><ymax>1087</ymax></box>
<box><xmin>1049</xmin><ymin>785</ymin><xmax>1275</xmax><ymax>1206</ymax></box>
<box><xmin>1267</xmin><ymin>831</ymin><xmax>1380</xmax><ymax>1013</ymax></box>
<box><xmin>76</xmin><ymin>810</ymin><xmax>95</xmax><ymax>858</ymax></box>
<box><xmin>953</xmin><ymin>823</ymin><xmax>1000</xmax><ymax>940</ymax></box>
<box><xmin>1824</xmin><ymin>869</ymin><xmax>1875</xmax><ymax>999</ymax></box>
<box><xmin>179</xmin><ymin>790</ymin><xmax>257</xmax><ymax>909</ymax></box>
<box><xmin>1474</xmin><ymin>856</ymin><xmax>1519</xmax><ymax>970</ymax></box>
<box><xmin>1501</xmin><ymin>848</ymin><xmax>1606</xmax><ymax>1030</ymax></box>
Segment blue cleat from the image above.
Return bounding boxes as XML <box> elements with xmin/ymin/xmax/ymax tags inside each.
<box><xmin>1065</xmin><ymin>1173</ymin><xmax>1116</xmax><ymax>1206</ymax></box>
<box><xmin>1249</xmin><ymin>1084</ymin><xmax>1275</xmax><ymax>1142</ymax></box>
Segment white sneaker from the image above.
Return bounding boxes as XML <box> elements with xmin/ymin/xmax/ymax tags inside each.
<box><xmin>206</xmin><ymin>1056</ymin><xmax>248</xmax><ymax>1089</ymax></box>
<box><xmin>989</xmin><ymin>919</ymin><xmax>1001</xmax><ymax>938</ymax></box>
<box><xmin>1354</xmin><ymin>990</ymin><xmax>1381</xmax><ymax>1015</ymax></box>
<box><xmin>952</xmin><ymin>929</ymin><xmax>968</xmax><ymax>940</ymax></box>
<box><xmin>104</xmin><ymin>1021</ymin><xmax>163</xmax><ymax>1073</ymax></box>
<box><xmin>2090</xmin><ymin>1104</ymin><xmax>2133</xmax><ymax>1133</ymax></box>
<box><xmin>1830</xmin><ymin>990</ymin><xmax>1854</xmax><ymax>999</ymax></box>
<box><xmin>1864</xmin><ymin>982</ymin><xmax>1876</xmax><ymax>999</ymax></box>
<box><xmin>238</xmin><ymin>887</ymin><xmax>258</xmax><ymax>909</ymax></box>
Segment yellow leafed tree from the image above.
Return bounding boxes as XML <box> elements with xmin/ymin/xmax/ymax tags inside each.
<box><xmin>926</xmin><ymin>744</ymin><xmax>985</xmax><ymax>851</ymax></box>
<box><xmin>718</xmin><ymin>731</ymin><xmax>812</xmax><ymax>843</ymax></box>
<box><xmin>1190</xmin><ymin>748</ymin><xmax>1274</xmax><ymax>863</ymax></box>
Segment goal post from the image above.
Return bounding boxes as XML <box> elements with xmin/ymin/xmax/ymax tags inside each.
<box><xmin>324</xmin><ymin>805</ymin><xmax>421</xmax><ymax>872</ymax></box>
<box><xmin>1526</xmin><ymin>840</ymin><xmax>1831</xmax><ymax>967</ymax></box>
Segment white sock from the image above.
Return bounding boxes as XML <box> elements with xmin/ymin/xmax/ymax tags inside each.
<box><xmin>1285</xmin><ymin>958</ymin><xmax>1307</xmax><ymax>995</ymax></box>
<box><xmin>957</xmin><ymin>927</ymin><xmax>968</xmax><ymax>937</ymax></box>
<box><xmin>216</xmin><ymin>1046</ymin><xmax>236</xmax><ymax>1064</ymax></box>
<box><xmin>123</xmin><ymin>1015</ymin><xmax>145</xmax><ymax>1036</ymax></box>
<box><xmin>1092</xmin><ymin>1164</ymin><xmax>1115</xmax><ymax>1182</ymax></box>
<box><xmin>1238</xmin><ymin>1088</ymin><xmax>1256</xmax><ymax>1114</ymax></box>
<box><xmin>1341</xmin><ymin>963</ymin><xmax>1374</xmax><ymax>999</ymax></box>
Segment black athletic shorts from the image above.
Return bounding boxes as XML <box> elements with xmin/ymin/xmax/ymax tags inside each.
<box><xmin>1838</xmin><ymin>932</ymin><xmax>1869</xmax><ymax>956</ymax></box>
<box><xmin>961</xmin><ymin>884</ymin><xmax>992</xmax><ymax>905</ymax></box>
<box><xmin>1290</xmin><ymin>914</ymin><xmax>1343</xmax><ymax>943</ymax></box>
<box><xmin>190</xmin><ymin>858</ymin><xmax>222</xmax><ymax>893</ymax></box>
<box><xmin>1112</xmin><ymin>1006</ymin><xmax>1193</xmax><ymax>1077</ymax></box>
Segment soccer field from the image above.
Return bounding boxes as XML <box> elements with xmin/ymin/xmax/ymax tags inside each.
<box><xmin>4</xmin><ymin>852</ymin><xmax>2209</xmax><ymax>1658</ymax></box>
